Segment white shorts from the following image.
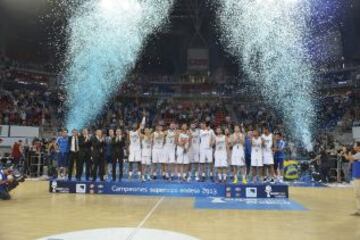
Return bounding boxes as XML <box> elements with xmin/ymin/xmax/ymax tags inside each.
<box><xmin>200</xmin><ymin>149</ymin><xmax>213</xmax><ymax>163</ymax></box>
<box><xmin>164</xmin><ymin>147</ymin><xmax>176</xmax><ymax>164</ymax></box>
<box><xmin>214</xmin><ymin>151</ymin><xmax>228</xmax><ymax>168</ymax></box>
<box><xmin>176</xmin><ymin>147</ymin><xmax>190</xmax><ymax>164</ymax></box>
<box><xmin>129</xmin><ymin>148</ymin><xmax>141</xmax><ymax>162</ymax></box>
<box><xmin>188</xmin><ymin>147</ymin><xmax>200</xmax><ymax>163</ymax></box>
<box><xmin>141</xmin><ymin>156</ymin><xmax>151</xmax><ymax>165</ymax></box>
<box><xmin>263</xmin><ymin>151</ymin><xmax>274</xmax><ymax>165</ymax></box>
<box><xmin>152</xmin><ymin>148</ymin><xmax>163</xmax><ymax>164</ymax></box>
<box><xmin>251</xmin><ymin>150</ymin><xmax>263</xmax><ymax>167</ymax></box>
<box><xmin>231</xmin><ymin>147</ymin><xmax>245</xmax><ymax>166</ymax></box>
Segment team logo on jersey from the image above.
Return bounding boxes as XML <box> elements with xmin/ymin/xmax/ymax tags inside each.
<box><xmin>245</xmin><ymin>187</ymin><xmax>257</xmax><ymax>198</ymax></box>
<box><xmin>76</xmin><ymin>184</ymin><xmax>86</xmax><ymax>193</ymax></box>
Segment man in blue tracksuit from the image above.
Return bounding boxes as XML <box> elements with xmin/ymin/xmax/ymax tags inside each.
<box><xmin>274</xmin><ymin>132</ymin><xmax>286</xmax><ymax>182</ymax></box>
<box><xmin>56</xmin><ymin>129</ymin><xmax>69</xmax><ymax>179</ymax></box>
<box><xmin>244</xmin><ymin>131</ymin><xmax>252</xmax><ymax>176</ymax></box>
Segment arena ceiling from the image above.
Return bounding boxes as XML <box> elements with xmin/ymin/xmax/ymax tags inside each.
<box><xmin>0</xmin><ymin>0</ymin><xmax>359</xmax><ymax>73</ymax></box>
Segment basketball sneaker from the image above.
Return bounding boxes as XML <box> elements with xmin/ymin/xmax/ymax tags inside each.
<box><xmin>187</xmin><ymin>176</ymin><xmax>192</xmax><ymax>182</ymax></box>
<box><xmin>242</xmin><ymin>176</ymin><xmax>247</xmax><ymax>184</ymax></box>
<box><xmin>232</xmin><ymin>176</ymin><xmax>238</xmax><ymax>184</ymax></box>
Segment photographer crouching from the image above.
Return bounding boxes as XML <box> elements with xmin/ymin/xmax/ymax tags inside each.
<box><xmin>342</xmin><ymin>142</ymin><xmax>360</xmax><ymax>216</ymax></box>
<box><xmin>0</xmin><ymin>167</ymin><xmax>25</xmax><ymax>200</ymax></box>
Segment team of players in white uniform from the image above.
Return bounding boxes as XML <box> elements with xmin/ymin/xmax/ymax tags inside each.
<box><xmin>127</xmin><ymin>118</ymin><xmax>281</xmax><ymax>184</ymax></box>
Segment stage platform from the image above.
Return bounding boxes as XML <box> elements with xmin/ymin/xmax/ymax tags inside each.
<box><xmin>49</xmin><ymin>179</ymin><xmax>289</xmax><ymax>198</ymax></box>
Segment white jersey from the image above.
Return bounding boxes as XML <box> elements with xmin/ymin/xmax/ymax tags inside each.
<box><xmin>190</xmin><ymin>128</ymin><xmax>200</xmax><ymax>150</ymax></box>
<box><xmin>261</xmin><ymin>133</ymin><xmax>273</xmax><ymax>152</ymax></box>
<box><xmin>200</xmin><ymin>129</ymin><xmax>215</xmax><ymax>150</ymax></box>
<box><xmin>251</xmin><ymin>137</ymin><xmax>263</xmax><ymax>166</ymax></box>
<box><xmin>261</xmin><ymin>133</ymin><xmax>274</xmax><ymax>165</ymax></box>
<box><xmin>252</xmin><ymin>137</ymin><xmax>262</xmax><ymax>152</ymax></box>
<box><xmin>231</xmin><ymin>133</ymin><xmax>244</xmax><ymax>150</ymax></box>
<box><xmin>165</xmin><ymin>130</ymin><xmax>176</xmax><ymax>149</ymax></box>
<box><xmin>153</xmin><ymin>132</ymin><xmax>164</xmax><ymax>149</ymax></box>
<box><xmin>214</xmin><ymin>135</ymin><xmax>227</xmax><ymax>168</ymax></box>
<box><xmin>215</xmin><ymin>135</ymin><xmax>226</xmax><ymax>152</ymax></box>
<box><xmin>178</xmin><ymin>132</ymin><xmax>190</xmax><ymax>150</ymax></box>
<box><xmin>231</xmin><ymin>133</ymin><xmax>245</xmax><ymax>166</ymax></box>
<box><xmin>141</xmin><ymin>137</ymin><xmax>152</xmax><ymax>157</ymax></box>
<box><xmin>129</xmin><ymin>130</ymin><xmax>141</xmax><ymax>149</ymax></box>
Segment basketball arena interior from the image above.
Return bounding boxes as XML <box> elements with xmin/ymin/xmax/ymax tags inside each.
<box><xmin>1</xmin><ymin>0</ymin><xmax>360</xmax><ymax>240</ymax></box>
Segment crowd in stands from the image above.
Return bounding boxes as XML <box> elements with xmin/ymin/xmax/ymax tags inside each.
<box><xmin>0</xmin><ymin>89</ymin><xmax>53</xmax><ymax>126</ymax></box>
<box><xmin>318</xmin><ymin>93</ymin><xmax>353</xmax><ymax>130</ymax></box>
<box><xmin>157</xmin><ymin>100</ymin><xmax>229</xmax><ymax>125</ymax></box>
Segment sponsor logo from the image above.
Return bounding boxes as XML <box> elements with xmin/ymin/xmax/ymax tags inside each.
<box><xmin>265</xmin><ymin>185</ymin><xmax>272</xmax><ymax>198</ymax></box>
<box><xmin>245</xmin><ymin>187</ymin><xmax>257</xmax><ymax>198</ymax></box>
<box><xmin>51</xmin><ymin>181</ymin><xmax>58</xmax><ymax>193</ymax></box>
<box><xmin>76</xmin><ymin>184</ymin><xmax>86</xmax><ymax>193</ymax></box>
<box><xmin>55</xmin><ymin>187</ymin><xmax>70</xmax><ymax>193</ymax></box>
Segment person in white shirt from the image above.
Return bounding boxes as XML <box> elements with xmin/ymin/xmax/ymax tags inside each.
<box><xmin>199</xmin><ymin>122</ymin><xmax>215</xmax><ymax>181</ymax></box>
<box><xmin>164</xmin><ymin>122</ymin><xmax>177</xmax><ymax>179</ymax></box>
<box><xmin>251</xmin><ymin>130</ymin><xmax>263</xmax><ymax>182</ymax></box>
<box><xmin>140</xmin><ymin>128</ymin><xmax>152</xmax><ymax>181</ymax></box>
<box><xmin>128</xmin><ymin>117</ymin><xmax>145</xmax><ymax>179</ymax></box>
<box><xmin>261</xmin><ymin>126</ymin><xmax>275</xmax><ymax>182</ymax></box>
<box><xmin>189</xmin><ymin>123</ymin><xmax>200</xmax><ymax>181</ymax></box>
<box><xmin>176</xmin><ymin>123</ymin><xmax>191</xmax><ymax>181</ymax></box>
<box><xmin>152</xmin><ymin>123</ymin><xmax>166</xmax><ymax>179</ymax></box>
<box><xmin>230</xmin><ymin>124</ymin><xmax>247</xmax><ymax>184</ymax></box>
<box><xmin>214</xmin><ymin>127</ymin><xmax>229</xmax><ymax>183</ymax></box>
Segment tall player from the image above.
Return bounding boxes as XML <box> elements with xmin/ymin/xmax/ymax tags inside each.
<box><xmin>251</xmin><ymin>130</ymin><xmax>263</xmax><ymax>182</ymax></box>
<box><xmin>199</xmin><ymin>121</ymin><xmax>215</xmax><ymax>181</ymax></box>
<box><xmin>164</xmin><ymin>122</ymin><xmax>177</xmax><ymax>179</ymax></box>
<box><xmin>176</xmin><ymin>123</ymin><xmax>191</xmax><ymax>181</ymax></box>
<box><xmin>189</xmin><ymin>123</ymin><xmax>200</xmax><ymax>181</ymax></box>
<box><xmin>128</xmin><ymin>117</ymin><xmax>145</xmax><ymax>179</ymax></box>
<box><xmin>214</xmin><ymin>127</ymin><xmax>228</xmax><ymax>183</ymax></box>
<box><xmin>230</xmin><ymin>124</ymin><xmax>247</xmax><ymax>184</ymax></box>
<box><xmin>140</xmin><ymin>128</ymin><xmax>152</xmax><ymax>181</ymax></box>
<box><xmin>152</xmin><ymin>123</ymin><xmax>166</xmax><ymax>179</ymax></box>
<box><xmin>261</xmin><ymin>126</ymin><xmax>275</xmax><ymax>182</ymax></box>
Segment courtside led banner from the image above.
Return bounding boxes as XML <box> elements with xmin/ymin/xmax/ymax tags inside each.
<box><xmin>49</xmin><ymin>180</ymin><xmax>225</xmax><ymax>197</ymax></box>
<box><xmin>49</xmin><ymin>180</ymin><xmax>289</xmax><ymax>198</ymax></box>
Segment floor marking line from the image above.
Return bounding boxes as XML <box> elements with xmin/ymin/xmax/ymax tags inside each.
<box><xmin>126</xmin><ymin>196</ymin><xmax>165</xmax><ymax>240</ymax></box>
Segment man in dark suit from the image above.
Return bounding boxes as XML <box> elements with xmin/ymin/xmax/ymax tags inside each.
<box><xmin>112</xmin><ymin>128</ymin><xmax>126</xmax><ymax>181</ymax></box>
<box><xmin>68</xmin><ymin>129</ymin><xmax>80</xmax><ymax>181</ymax></box>
<box><xmin>91</xmin><ymin>129</ymin><xmax>105</xmax><ymax>181</ymax></box>
<box><xmin>78</xmin><ymin>128</ymin><xmax>92</xmax><ymax>181</ymax></box>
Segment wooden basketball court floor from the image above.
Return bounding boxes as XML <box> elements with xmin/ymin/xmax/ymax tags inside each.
<box><xmin>1</xmin><ymin>181</ymin><xmax>360</xmax><ymax>240</ymax></box>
